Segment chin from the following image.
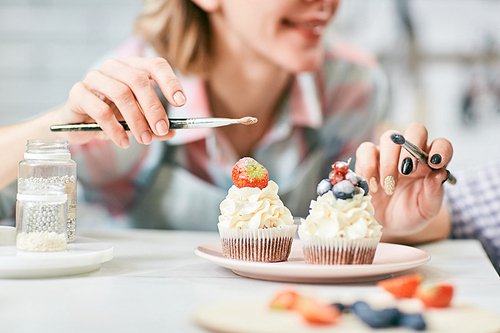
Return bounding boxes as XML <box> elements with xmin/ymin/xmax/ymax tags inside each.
<box><xmin>274</xmin><ymin>44</ymin><xmax>324</xmax><ymax>73</ymax></box>
<box><xmin>283</xmin><ymin>54</ymin><xmax>323</xmax><ymax>73</ymax></box>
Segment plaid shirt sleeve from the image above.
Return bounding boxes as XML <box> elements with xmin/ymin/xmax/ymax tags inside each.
<box><xmin>445</xmin><ymin>160</ymin><xmax>500</xmax><ymax>274</ymax></box>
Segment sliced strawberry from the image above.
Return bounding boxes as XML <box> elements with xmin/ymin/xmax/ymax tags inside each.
<box><xmin>269</xmin><ymin>290</ymin><xmax>300</xmax><ymax>310</ymax></box>
<box><xmin>416</xmin><ymin>284</ymin><xmax>454</xmax><ymax>308</ymax></box>
<box><xmin>231</xmin><ymin>157</ymin><xmax>269</xmax><ymax>189</ymax></box>
<box><xmin>294</xmin><ymin>295</ymin><xmax>341</xmax><ymax>325</ymax></box>
<box><xmin>377</xmin><ymin>274</ymin><xmax>423</xmax><ymax>299</ymax></box>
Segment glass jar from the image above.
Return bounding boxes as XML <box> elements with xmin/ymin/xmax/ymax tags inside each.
<box><xmin>16</xmin><ymin>182</ymin><xmax>68</xmax><ymax>252</ymax></box>
<box><xmin>18</xmin><ymin>140</ymin><xmax>77</xmax><ymax>242</ymax></box>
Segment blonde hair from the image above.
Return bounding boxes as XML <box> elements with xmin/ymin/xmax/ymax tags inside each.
<box><xmin>135</xmin><ymin>0</ymin><xmax>212</xmax><ymax>77</ymax></box>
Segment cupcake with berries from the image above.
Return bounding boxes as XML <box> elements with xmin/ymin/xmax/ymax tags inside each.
<box><xmin>218</xmin><ymin>157</ymin><xmax>297</xmax><ymax>262</ymax></box>
<box><xmin>298</xmin><ymin>160</ymin><xmax>382</xmax><ymax>265</ymax></box>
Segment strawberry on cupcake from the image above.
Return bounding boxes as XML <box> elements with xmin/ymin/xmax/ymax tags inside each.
<box><xmin>217</xmin><ymin>157</ymin><xmax>297</xmax><ymax>262</ymax></box>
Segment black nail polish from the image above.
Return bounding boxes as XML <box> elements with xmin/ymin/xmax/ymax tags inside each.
<box><xmin>431</xmin><ymin>154</ymin><xmax>442</xmax><ymax>165</ymax></box>
<box><xmin>401</xmin><ymin>157</ymin><xmax>413</xmax><ymax>175</ymax></box>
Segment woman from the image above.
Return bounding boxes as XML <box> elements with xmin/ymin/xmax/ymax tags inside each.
<box><xmin>0</xmin><ymin>0</ymin><xmax>452</xmax><ymax>241</ymax></box>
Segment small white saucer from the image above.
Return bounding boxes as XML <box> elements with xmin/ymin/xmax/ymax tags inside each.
<box><xmin>0</xmin><ymin>237</ymin><xmax>113</xmax><ymax>279</ymax></box>
<box><xmin>0</xmin><ymin>226</ymin><xmax>16</xmax><ymax>245</ymax></box>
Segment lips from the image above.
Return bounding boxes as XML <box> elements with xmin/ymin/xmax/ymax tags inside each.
<box><xmin>282</xmin><ymin>18</ymin><xmax>328</xmax><ymax>36</ymax></box>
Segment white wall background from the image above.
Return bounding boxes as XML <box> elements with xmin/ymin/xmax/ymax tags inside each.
<box><xmin>1</xmin><ymin>0</ymin><xmax>500</xmax><ymax>171</ymax></box>
<box><xmin>331</xmin><ymin>0</ymin><xmax>500</xmax><ymax>170</ymax></box>
<box><xmin>0</xmin><ymin>0</ymin><xmax>142</xmax><ymax>125</ymax></box>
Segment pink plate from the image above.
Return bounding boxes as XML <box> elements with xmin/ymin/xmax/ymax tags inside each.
<box><xmin>194</xmin><ymin>240</ymin><xmax>430</xmax><ymax>283</ymax></box>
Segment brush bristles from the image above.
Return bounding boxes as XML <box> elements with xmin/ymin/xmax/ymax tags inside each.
<box><xmin>237</xmin><ymin>117</ymin><xmax>258</xmax><ymax>125</ymax></box>
<box><xmin>391</xmin><ymin>133</ymin><xmax>406</xmax><ymax>145</ymax></box>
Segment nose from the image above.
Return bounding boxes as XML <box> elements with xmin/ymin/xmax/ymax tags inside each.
<box><xmin>303</xmin><ymin>0</ymin><xmax>341</xmax><ymax>8</ymax></box>
<box><xmin>304</xmin><ymin>0</ymin><xmax>341</xmax><ymax>13</ymax></box>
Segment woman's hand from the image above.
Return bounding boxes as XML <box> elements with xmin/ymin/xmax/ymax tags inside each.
<box><xmin>355</xmin><ymin>122</ymin><xmax>453</xmax><ymax>237</ymax></box>
<box><xmin>56</xmin><ymin>57</ymin><xmax>186</xmax><ymax>147</ymax></box>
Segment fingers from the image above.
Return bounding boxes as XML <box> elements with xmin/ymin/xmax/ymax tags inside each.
<box><xmin>401</xmin><ymin>122</ymin><xmax>428</xmax><ymax>176</ymax></box>
<box><xmin>424</xmin><ymin>168</ymin><xmax>448</xmax><ymax>196</ymax></box>
<box><xmin>355</xmin><ymin>142</ymin><xmax>380</xmax><ymax>194</ymax></box>
<box><xmin>99</xmin><ymin>58</ymin><xmax>174</xmax><ymax>138</ymax></box>
<box><xmin>68</xmin><ymin>82</ymin><xmax>131</xmax><ymax>148</ymax></box>
<box><xmin>124</xmin><ymin>57</ymin><xmax>186</xmax><ymax>108</ymax></box>
<box><xmin>377</xmin><ymin>122</ymin><xmax>453</xmax><ymax>195</ymax></box>
<box><xmin>84</xmin><ymin>69</ymin><xmax>153</xmax><ymax>145</ymax></box>
<box><xmin>428</xmin><ymin>138</ymin><xmax>453</xmax><ymax>169</ymax></box>
<box><xmin>67</xmin><ymin>57</ymin><xmax>186</xmax><ymax>147</ymax></box>
<box><xmin>401</xmin><ymin>123</ymin><xmax>452</xmax><ymax>186</ymax></box>
<box><xmin>419</xmin><ymin>168</ymin><xmax>447</xmax><ymax>220</ymax></box>
<box><xmin>379</xmin><ymin>130</ymin><xmax>402</xmax><ymax>195</ymax></box>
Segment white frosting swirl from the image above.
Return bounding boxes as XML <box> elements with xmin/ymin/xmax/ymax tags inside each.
<box><xmin>299</xmin><ymin>190</ymin><xmax>382</xmax><ymax>240</ymax></box>
<box><xmin>218</xmin><ymin>181</ymin><xmax>294</xmax><ymax>229</ymax></box>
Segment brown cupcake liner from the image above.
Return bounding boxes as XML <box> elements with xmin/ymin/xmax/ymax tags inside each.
<box><xmin>298</xmin><ymin>233</ymin><xmax>380</xmax><ymax>265</ymax></box>
<box><xmin>218</xmin><ymin>225</ymin><xmax>297</xmax><ymax>262</ymax></box>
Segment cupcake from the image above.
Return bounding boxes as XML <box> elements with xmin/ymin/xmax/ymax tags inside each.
<box><xmin>298</xmin><ymin>160</ymin><xmax>382</xmax><ymax>265</ymax></box>
<box><xmin>218</xmin><ymin>157</ymin><xmax>297</xmax><ymax>262</ymax></box>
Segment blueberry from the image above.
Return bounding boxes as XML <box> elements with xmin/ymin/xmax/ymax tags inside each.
<box><xmin>332</xmin><ymin>180</ymin><xmax>355</xmax><ymax>200</ymax></box>
<box><xmin>399</xmin><ymin>313</ymin><xmax>426</xmax><ymax>331</ymax></box>
<box><xmin>317</xmin><ymin>178</ymin><xmax>333</xmax><ymax>196</ymax></box>
<box><xmin>375</xmin><ymin>308</ymin><xmax>401</xmax><ymax>327</ymax></box>
<box><xmin>332</xmin><ymin>302</ymin><xmax>350</xmax><ymax>313</ymax></box>
<box><xmin>352</xmin><ymin>301</ymin><xmax>401</xmax><ymax>328</ymax></box>
<box><xmin>352</xmin><ymin>301</ymin><xmax>372</xmax><ymax>316</ymax></box>
<box><xmin>345</xmin><ymin>170</ymin><xmax>358</xmax><ymax>185</ymax></box>
<box><xmin>357</xmin><ymin>177</ymin><xmax>369</xmax><ymax>196</ymax></box>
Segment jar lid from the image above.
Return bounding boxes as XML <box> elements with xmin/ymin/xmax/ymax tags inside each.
<box><xmin>16</xmin><ymin>193</ymin><xmax>67</xmax><ymax>202</ymax></box>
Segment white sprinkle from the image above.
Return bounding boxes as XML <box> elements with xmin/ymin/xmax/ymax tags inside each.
<box><xmin>16</xmin><ymin>232</ymin><xmax>67</xmax><ymax>252</ymax></box>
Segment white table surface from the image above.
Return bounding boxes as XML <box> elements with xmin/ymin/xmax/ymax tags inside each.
<box><xmin>0</xmin><ymin>229</ymin><xmax>499</xmax><ymax>333</ymax></box>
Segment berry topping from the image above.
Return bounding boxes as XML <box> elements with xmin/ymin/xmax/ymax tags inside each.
<box><xmin>269</xmin><ymin>290</ymin><xmax>300</xmax><ymax>311</ymax></box>
<box><xmin>377</xmin><ymin>274</ymin><xmax>423</xmax><ymax>299</ymax></box>
<box><xmin>332</xmin><ymin>302</ymin><xmax>349</xmax><ymax>312</ymax></box>
<box><xmin>357</xmin><ymin>177</ymin><xmax>369</xmax><ymax>196</ymax></box>
<box><xmin>378</xmin><ymin>274</ymin><xmax>454</xmax><ymax>309</ymax></box>
<box><xmin>317</xmin><ymin>179</ymin><xmax>333</xmax><ymax>196</ymax></box>
<box><xmin>328</xmin><ymin>170</ymin><xmax>345</xmax><ymax>187</ymax></box>
<box><xmin>333</xmin><ymin>161</ymin><xmax>349</xmax><ymax>174</ymax></box>
<box><xmin>332</xmin><ymin>180</ymin><xmax>355</xmax><ymax>200</ymax></box>
<box><xmin>416</xmin><ymin>284</ymin><xmax>454</xmax><ymax>308</ymax></box>
<box><xmin>352</xmin><ymin>301</ymin><xmax>401</xmax><ymax>329</ymax></box>
<box><xmin>399</xmin><ymin>313</ymin><xmax>427</xmax><ymax>331</ymax></box>
<box><xmin>270</xmin><ymin>289</ymin><xmax>428</xmax><ymax>330</ymax></box>
<box><xmin>345</xmin><ymin>170</ymin><xmax>359</xmax><ymax>185</ymax></box>
<box><xmin>270</xmin><ymin>290</ymin><xmax>341</xmax><ymax>325</ymax></box>
<box><xmin>318</xmin><ymin>160</ymin><xmax>370</xmax><ymax>199</ymax></box>
<box><xmin>295</xmin><ymin>296</ymin><xmax>341</xmax><ymax>325</ymax></box>
<box><xmin>231</xmin><ymin>157</ymin><xmax>269</xmax><ymax>189</ymax></box>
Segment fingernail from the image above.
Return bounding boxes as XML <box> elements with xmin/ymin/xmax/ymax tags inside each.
<box><xmin>401</xmin><ymin>157</ymin><xmax>413</xmax><ymax>175</ymax></box>
<box><xmin>173</xmin><ymin>91</ymin><xmax>186</xmax><ymax>106</ymax></box>
<box><xmin>431</xmin><ymin>154</ymin><xmax>442</xmax><ymax>165</ymax></box>
<box><xmin>155</xmin><ymin>119</ymin><xmax>169</xmax><ymax>135</ymax></box>
<box><xmin>369</xmin><ymin>177</ymin><xmax>379</xmax><ymax>193</ymax></box>
<box><xmin>141</xmin><ymin>130</ymin><xmax>152</xmax><ymax>145</ymax></box>
<box><xmin>384</xmin><ymin>176</ymin><xmax>396</xmax><ymax>196</ymax></box>
<box><xmin>120</xmin><ymin>137</ymin><xmax>129</xmax><ymax>148</ymax></box>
